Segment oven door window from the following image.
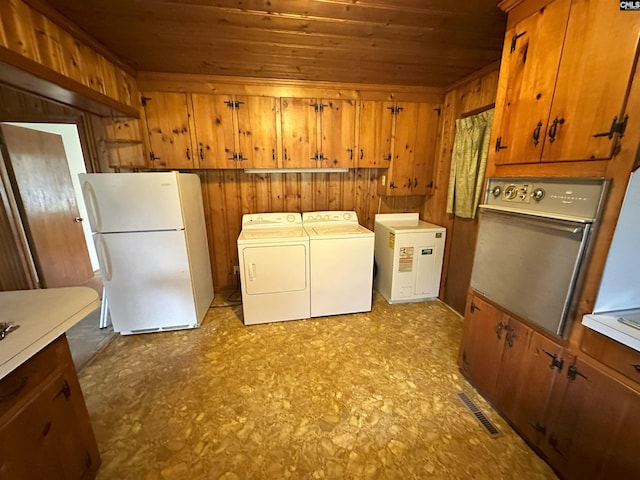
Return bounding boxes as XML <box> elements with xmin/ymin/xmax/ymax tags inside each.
<box><xmin>470</xmin><ymin>210</ymin><xmax>589</xmax><ymax>335</ymax></box>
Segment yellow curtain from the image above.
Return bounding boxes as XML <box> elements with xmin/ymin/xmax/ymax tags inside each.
<box><xmin>446</xmin><ymin>109</ymin><xmax>494</xmax><ymax>219</ymax></box>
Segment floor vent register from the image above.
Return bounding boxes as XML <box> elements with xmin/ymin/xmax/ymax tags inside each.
<box><xmin>456</xmin><ymin>392</ymin><xmax>502</xmax><ymax>438</ymax></box>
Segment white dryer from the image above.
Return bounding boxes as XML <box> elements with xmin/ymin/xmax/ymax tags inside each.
<box><xmin>237</xmin><ymin>213</ymin><xmax>310</xmax><ymax>325</ymax></box>
<box><xmin>303</xmin><ymin>211</ymin><xmax>375</xmax><ymax>317</ymax></box>
<box><xmin>374</xmin><ymin>213</ymin><xmax>446</xmax><ymax>304</ymax></box>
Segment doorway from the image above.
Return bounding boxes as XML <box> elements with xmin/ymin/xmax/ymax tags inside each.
<box><xmin>1</xmin><ymin>121</ymin><xmax>114</xmax><ymax>370</ymax></box>
<box><xmin>5</xmin><ymin>122</ymin><xmax>100</xmax><ymax>271</ymax></box>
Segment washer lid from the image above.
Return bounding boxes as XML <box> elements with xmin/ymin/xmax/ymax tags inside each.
<box><xmin>305</xmin><ymin>223</ymin><xmax>373</xmax><ymax>239</ymax></box>
<box><xmin>238</xmin><ymin>226</ymin><xmax>309</xmax><ymax>243</ymax></box>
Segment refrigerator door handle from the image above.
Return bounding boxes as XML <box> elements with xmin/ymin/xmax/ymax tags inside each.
<box><xmin>82</xmin><ymin>181</ymin><xmax>102</xmax><ymax>232</ymax></box>
<box><xmin>95</xmin><ymin>235</ymin><xmax>113</xmax><ymax>281</ymax></box>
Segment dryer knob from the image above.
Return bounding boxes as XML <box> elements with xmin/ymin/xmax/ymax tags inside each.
<box><xmin>343</xmin><ymin>212</ymin><xmax>352</xmax><ymax>221</ymax></box>
<box><xmin>286</xmin><ymin>214</ymin><xmax>295</xmax><ymax>223</ymax></box>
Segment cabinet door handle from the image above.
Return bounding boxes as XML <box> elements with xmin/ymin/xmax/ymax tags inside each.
<box><xmin>54</xmin><ymin>379</ymin><xmax>71</xmax><ymax>400</ymax></box>
<box><xmin>548</xmin><ymin>434</ymin><xmax>563</xmax><ymax>455</ymax></box>
<box><xmin>567</xmin><ymin>365</ymin><xmax>589</xmax><ymax>382</ymax></box>
<box><xmin>0</xmin><ymin>376</ymin><xmax>28</xmax><ymax>402</ymax></box>
<box><xmin>284</xmin><ymin>149</ymin><xmax>288</xmax><ymax>160</ymax></box>
<box><xmin>360</xmin><ymin>149</ymin><xmax>364</xmax><ymax>160</ymax></box>
<box><xmin>532</xmin><ymin>121</ymin><xmax>542</xmax><ymax>146</ymax></box>
<box><xmin>185</xmin><ymin>148</ymin><xmax>191</xmax><ymax>160</ymax></box>
<box><xmin>505</xmin><ymin>325</ymin><xmax>516</xmax><ymax>348</ymax></box>
<box><xmin>543</xmin><ymin>350</ymin><xmax>564</xmax><ymax>371</ymax></box>
<box><xmin>272</xmin><ymin>149</ymin><xmax>276</xmax><ymax>160</ymax></box>
<box><xmin>495</xmin><ymin>137</ymin><xmax>508</xmax><ymax>151</ymax></box>
<box><xmin>529</xmin><ymin>422</ymin><xmax>546</xmax><ymax>435</ymax></box>
<box><xmin>548</xmin><ymin>116</ymin><xmax>565</xmax><ymax>143</ymax></box>
<box><xmin>389</xmin><ymin>181</ymin><xmax>398</xmax><ymax>189</ymax></box>
<box><xmin>413</xmin><ymin>178</ymin><xmax>418</xmax><ymax>188</ymax></box>
<box><xmin>384</xmin><ymin>153</ymin><xmax>392</xmax><ymax>161</ymax></box>
<box><xmin>199</xmin><ymin>147</ymin><xmax>205</xmax><ymax>161</ymax></box>
<box><xmin>510</xmin><ymin>31</ymin><xmax>526</xmax><ymax>53</ymax></box>
<box><xmin>495</xmin><ymin>321</ymin><xmax>504</xmax><ymax>340</ymax></box>
<box><xmin>348</xmin><ymin>148</ymin><xmax>353</xmax><ymax>160</ymax></box>
<box><xmin>632</xmin><ymin>364</ymin><xmax>640</xmax><ymax>373</ymax></box>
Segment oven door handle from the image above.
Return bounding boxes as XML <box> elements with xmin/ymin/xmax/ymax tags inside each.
<box><xmin>479</xmin><ymin>207</ymin><xmax>587</xmax><ymax>237</ymax></box>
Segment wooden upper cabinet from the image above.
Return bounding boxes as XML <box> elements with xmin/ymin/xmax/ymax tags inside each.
<box><xmin>280</xmin><ymin>97</ymin><xmax>318</xmax><ymax>168</ymax></box>
<box><xmin>542</xmin><ymin>0</ymin><xmax>640</xmax><ymax>162</ymax></box>
<box><xmin>235</xmin><ymin>96</ymin><xmax>278</xmax><ymax>169</ymax></box>
<box><xmin>378</xmin><ymin>102</ymin><xmax>440</xmax><ymax>196</ymax></box>
<box><xmin>411</xmin><ymin>103</ymin><xmax>440</xmax><ymax>195</ymax></box>
<box><xmin>142</xmin><ymin>91</ymin><xmax>194</xmax><ymax>169</ymax></box>
<box><xmin>318</xmin><ymin>99</ymin><xmax>357</xmax><ymax>168</ymax></box>
<box><xmin>492</xmin><ymin>0</ymin><xmax>640</xmax><ymax>165</ymax></box>
<box><xmin>191</xmin><ymin>94</ymin><xmax>235</xmax><ymax>168</ymax></box>
<box><xmin>191</xmin><ymin>94</ymin><xmax>278</xmax><ymax>169</ymax></box>
<box><xmin>491</xmin><ymin>0</ymin><xmax>570</xmax><ymax>166</ymax></box>
<box><xmin>358</xmin><ymin>100</ymin><xmax>394</xmax><ymax>168</ymax></box>
<box><xmin>280</xmin><ymin>97</ymin><xmax>356</xmax><ymax>168</ymax></box>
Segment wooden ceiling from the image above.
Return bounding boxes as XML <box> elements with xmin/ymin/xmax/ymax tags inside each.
<box><xmin>42</xmin><ymin>0</ymin><xmax>507</xmax><ymax>88</ymax></box>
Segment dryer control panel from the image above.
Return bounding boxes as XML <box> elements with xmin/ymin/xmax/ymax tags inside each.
<box><xmin>242</xmin><ymin>212</ymin><xmax>302</xmax><ymax>227</ymax></box>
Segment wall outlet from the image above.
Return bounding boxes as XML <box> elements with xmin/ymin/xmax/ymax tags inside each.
<box><xmin>233</xmin><ymin>265</ymin><xmax>240</xmax><ymax>276</ymax></box>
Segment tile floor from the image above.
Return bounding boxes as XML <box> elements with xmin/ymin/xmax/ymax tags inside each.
<box><xmin>78</xmin><ymin>293</ymin><xmax>558</xmax><ymax>479</ymax></box>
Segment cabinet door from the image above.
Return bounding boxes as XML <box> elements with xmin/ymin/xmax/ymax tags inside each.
<box><xmin>490</xmin><ymin>0</ymin><xmax>570</xmax><ymax>166</ymax></box>
<box><xmin>142</xmin><ymin>91</ymin><xmax>194</xmax><ymax>169</ymax></box>
<box><xmin>191</xmin><ymin>94</ymin><xmax>236</xmax><ymax>168</ymax></box>
<box><xmin>318</xmin><ymin>99</ymin><xmax>357</xmax><ymax>168</ymax></box>
<box><xmin>412</xmin><ymin>103</ymin><xmax>440</xmax><ymax>195</ymax></box>
<box><xmin>543</xmin><ymin>357</ymin><xmax>639</xmax><ymax>480</ymax></box>
<box><xmin>280</xmin><ymin>97</ymin><xmax>318</xmax><ymax>168</ymax></box>
<box><xmin>542</xmin><ymin>0</ymin><xmax>640</xmax><ymax>162</ymax></box>
<box><xmin>500</xmin><ymin>329</ymin><xmax>565</xmax><ymax>446</ymax></box>
<box><xmin>358</xmin><ymin>100</ymin><xmax>394</xmax><ymax>168</ymax></box>
<box><xmin>236</xmin><ymin>95</ymin><xmax>279</xmax><ymax>169</ymax></box>
<box><xmin>459</xmin><ymin>294</ymin><xmax>506</xmax><ymax>402</ymax></box>
<box><xmin>386</xmin><ymin>102</ymin><xmax>420</xmax><ymax>195</ymax></box>
<box><xmin>0</xmin><ymin>373</ymin><xmax>95</xmax><ymax>479</ymax></box>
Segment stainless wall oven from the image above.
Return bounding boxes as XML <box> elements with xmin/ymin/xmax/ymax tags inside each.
<box><xmin>470</xmin><ymin>177</ymin><xmax>608</xmax><ymax>336</ymax></box>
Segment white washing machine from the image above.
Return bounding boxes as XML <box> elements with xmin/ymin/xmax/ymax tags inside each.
<box><xmin>374</xmin><ymin>213</ymin><xmax>446</xmax><ymax>304</ymax></box>
<box><xmin>303</xmin><ymin>211</ymin><xmax>375</xmax><ymax>317</ymax></box>
<box><xmin>237</xmin><ymin>213</ymin><xmax>310</xmax><ymax>325</ymax></box>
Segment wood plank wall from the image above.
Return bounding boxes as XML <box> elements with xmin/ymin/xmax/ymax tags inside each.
<box><xmin>198</xmin><ymin>168</ymin><xmax>426</xmax><ymax>289</ymax></box>
<box><xmin>0</xmin><ymin>0</ymin><xmax>138</xmax><ymax>113</ymax></box>
<box><xmin>137</xmin><ymin>73</ymin><xmax>444</xmax><ymax>290</ymax></box>
<box><xmin>423</xmin><ymin>64</ymin><xmax>500</xmax><ymax>314</ymax></box>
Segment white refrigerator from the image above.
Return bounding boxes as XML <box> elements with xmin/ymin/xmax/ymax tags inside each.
<box><xmin>78</xmin><ymin>172</ymin><xmax>214</xmax><ymax>334</ymax></box>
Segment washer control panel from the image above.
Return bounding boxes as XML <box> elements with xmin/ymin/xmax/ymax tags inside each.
<box><xmin>302</xmin><ymin>211</ymin><xmax>359</xmax><ymax>224</ymax></box>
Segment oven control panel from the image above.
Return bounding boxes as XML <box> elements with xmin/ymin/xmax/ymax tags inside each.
<box><xmin>492</xmin><ymin>183</ymin><xmax>533</xmax><ymax>203</ymax></box>
<box><xmin>484</xmin><ymin>177</ymin><xmax>608</xmax><ymax>219</ymax></box>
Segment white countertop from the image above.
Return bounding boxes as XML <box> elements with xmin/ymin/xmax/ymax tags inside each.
<box><xmin>0</xmin><ymin>287</ymin><xmax>100</xmax><ymax>380</ymax></box>
<box><xmin>582</xmin><ymin>309</ymin><xmax>640</xmax><ymax>353</ymax></box>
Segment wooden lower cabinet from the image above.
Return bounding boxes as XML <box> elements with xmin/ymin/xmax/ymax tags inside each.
<box><xmin>542</xmin><ymin>357</ymin><xmax>640</xmax><ymax>480</ymax></box>
<box><xmin>0</xmin><ymin>336</ymin><xmax>100</xmax><ymax>479</ymax></box>
<box><xmin>459</xmin><ymin>290</ymin><xmax>640</xmax><ymax>480</ymax></box>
